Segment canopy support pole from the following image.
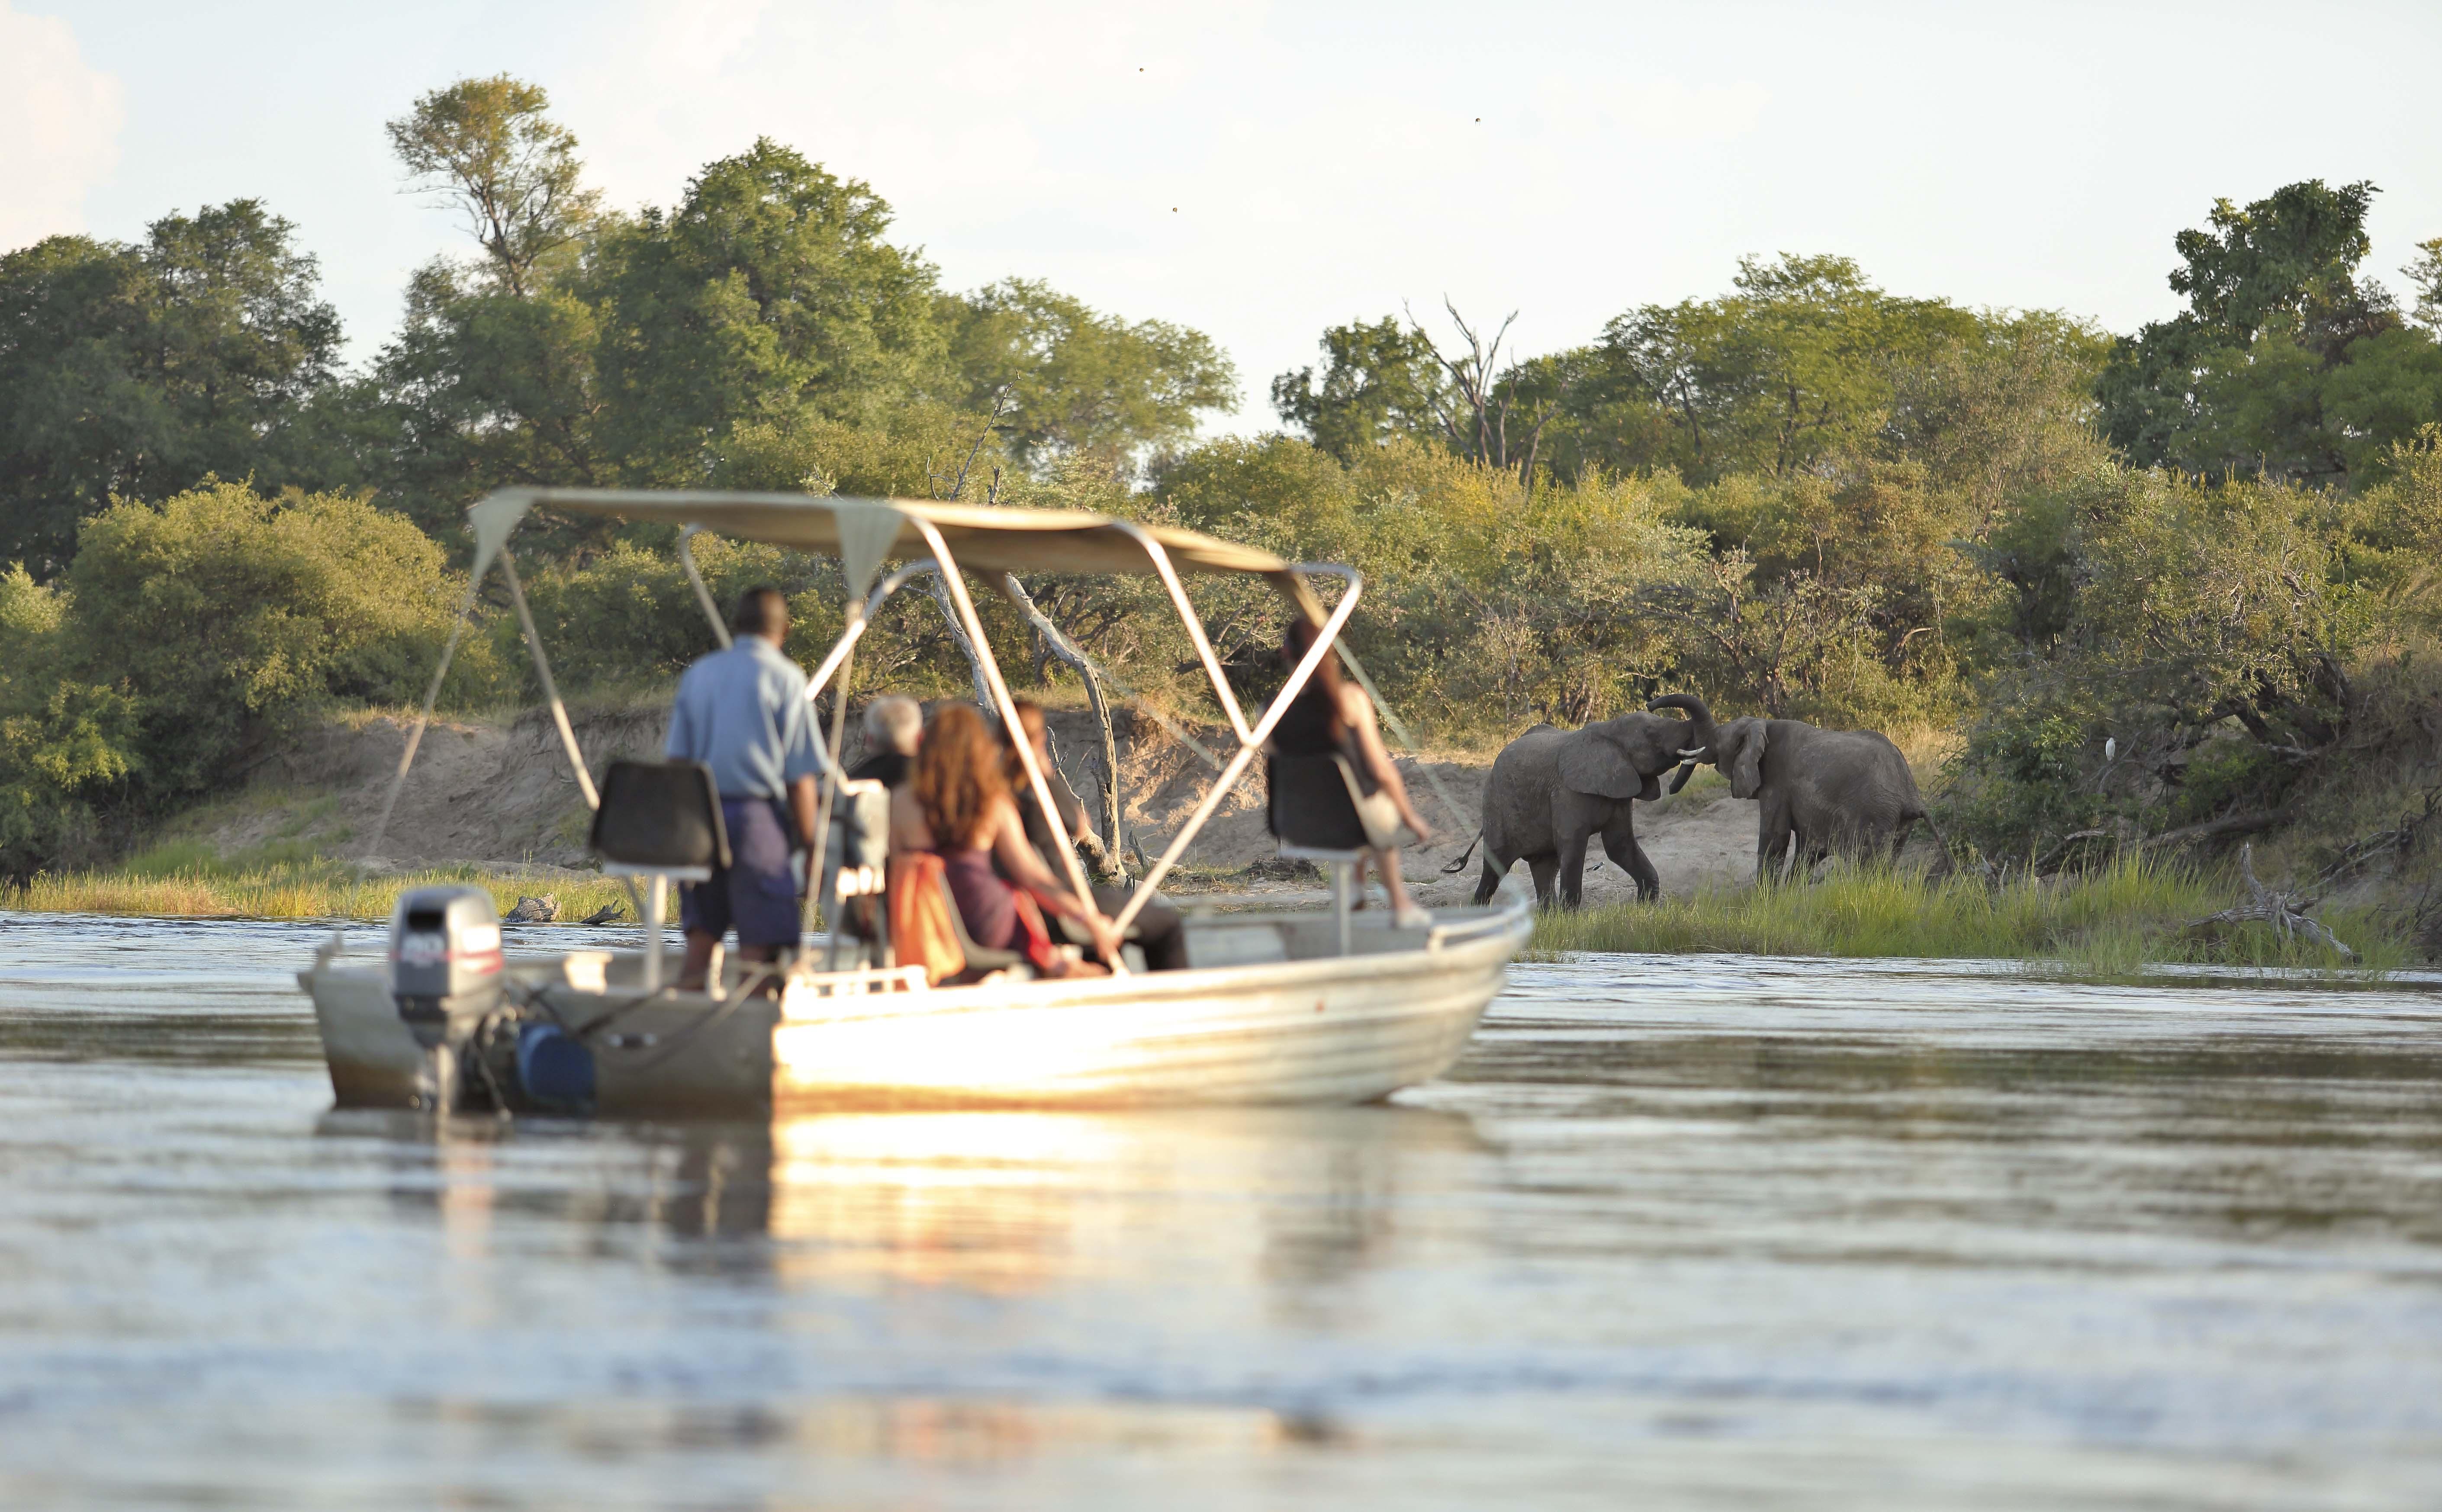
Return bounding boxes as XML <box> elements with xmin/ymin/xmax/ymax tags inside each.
<box><xmin>677</xmin><ymin>526</ymin><xmax>733</xmax><ymax>650</ymax></box>
<box><xmin>800</xmin><ymin>598</ymin><xmax>859</xmax><ymax>943</ymax></box>
<box><xmin>1111</xmin><ymin>523</ymin><xmax>1252</xmax><ymax>743</ymax></box>
<box><xmin>499</xmin><ymin>549</ymin><xmax>601</xmax><ymax>812</ymax></box>
<box><xmin>905</xmin><ymin>520</ymin><xmax>1110</xmax><ymax>963</ymax></box>
<box><xmin>332</xmin><ymin>571</ymin><xmax>485</xmax><ymax>940</ymax></box>
<box><xmin>1110</xmin><ymin>569</ymin><xmax>1364</xmax><ymax>936</ymax></box>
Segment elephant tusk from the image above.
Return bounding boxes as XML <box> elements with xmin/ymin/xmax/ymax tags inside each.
<box><xmin>1678</xmin><ymin>747</ymin><xmax>1705</xmax><ymax>758</ymax></box>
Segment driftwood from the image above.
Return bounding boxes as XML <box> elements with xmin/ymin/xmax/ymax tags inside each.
<box><xmin>2185</xmin><ymin>843</ymin><xmax>2353</xmax><ymax>959</ymax></box>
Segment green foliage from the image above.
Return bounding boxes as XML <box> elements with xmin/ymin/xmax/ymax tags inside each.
<box><xmin>507</xmin><ymin>533</ymin><xmax>839</xmax><ymax>695</ymax></box>
<box><xmin>0</xmin><ymin>562</ymin><xmax>135</xmax><ymax>875</ymax></box>
<box><xmin>2097</xmin><ymin>178</ymin><xmax>2442</xmax><ymax>484</ymax></box>
<box><xmin>61</xmin><ymin>481</ymin><xmax>504</xmax><ymax>800</ymax></box>
<box><xmin>950</xmin><ymin>278</ymin><xmax>1237</xmax><ymax>469</ymax></box>
<box><xmin>1269</xmin><ymin>317</ymin><xmax>1452</xmax><ymax>462</ymax></box>
<box><xmin>1531</xmin><ymin>856</ymin><xmax>2398</xmax><ymax>973</ymax></box>
<box><xmin>1943</xmin><ymin>465</ymin><xmax>2393</xmax><ymax>859</ymax></box>
<box><xmin>589</xmin><ymin>139</ymin><xmax>950</xmax><ymax>480</ymax></box>
<box><xmin>367</xmin><ymin>84</ymin><xmax>1237</xmax><ymax>537</ymax></box>
<box><xmin>1570</xmin><ymin>254</ymin><xmax>1986</xmax><ymax>481</ymax></box>
<box><xmin>1158</xmin><ymin>438</ymin><xmax>1708</xmax><ymax>729</ymax></box>
<box><xmin>386</xmin><ymin>74</ymin><xmax>598</xmax><ymax>297</ymax></box>
<box><xmin>0</xmin><ymin>202</ymin><xmax>351</xmax><ymax>576</ymax></box>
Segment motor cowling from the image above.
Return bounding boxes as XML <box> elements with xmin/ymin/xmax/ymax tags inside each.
<box><xmin>389</xmin><ymin>885</ymin><xmax>504</xmax><ymax>1049</ymax></box>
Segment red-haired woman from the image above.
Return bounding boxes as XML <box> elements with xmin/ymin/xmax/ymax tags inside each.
<box><xmin>891</xmin><ymin>702</ymin><xmax>1121</xmax><ymax>975</ymax></box>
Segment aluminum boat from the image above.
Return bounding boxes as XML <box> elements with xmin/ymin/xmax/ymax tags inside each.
<box><xmin>299</xmin><ymin>486</ymin><xmax>1529</xmax><ymax>1114</ymax></box>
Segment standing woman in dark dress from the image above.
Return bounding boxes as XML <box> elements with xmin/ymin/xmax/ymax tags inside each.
<box><xmin>1272</xmin><ymin>616</ymin><xmax>1437</xmax><ymax>927</ymax></box>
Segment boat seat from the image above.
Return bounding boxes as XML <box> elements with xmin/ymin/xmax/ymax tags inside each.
<box><xmin>1267</xmin><ymin>752</ymin><xmax>1410</xmax><ymax>957</ymax></box>
<box><xmin>934</xmin><ymin>870</ymin><xmax>1030</xmax><ymax>984</ymax></box>
<box><xmin>819</xmin><ymin>779</ymin><xmax>892</xmax><ymax>970</ymax></box>
<box><xmin>591</xmin><ymin>759</ymin><xmax>731</xmax><ymax>873</ymax></box>
<box><xmin>589</xmin><ymin>759</ymin><xmax>730</xmax><ymax>988</ymax></box>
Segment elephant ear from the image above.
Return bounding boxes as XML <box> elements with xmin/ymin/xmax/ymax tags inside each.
<box><xmin>1557</xmin><ymin>730</ymin><xmax>1647</xmax><ymax>800</ymax></box>
<box><xmin>1728</xmin><ymin>720</ymin><xmax>1767</xmax><ymax>800</ymax></box>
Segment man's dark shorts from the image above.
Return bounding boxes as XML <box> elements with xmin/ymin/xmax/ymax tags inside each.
<box><xmin>680</xmin><ymin>798</ymin><xmax>801</xmax><ymax>949</ymax></box>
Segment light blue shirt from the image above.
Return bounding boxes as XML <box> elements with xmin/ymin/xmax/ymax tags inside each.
<box><xmin>664</xmin><ymin>636</ymin><xmax>827</xmax><ymax>799</ymax></box>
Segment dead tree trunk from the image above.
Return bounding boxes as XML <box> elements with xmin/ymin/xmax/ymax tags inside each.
<box><xmin>2185</xmin><ymin>842</ymin><xmax>2354</xmax><ymax>959</ymax></box>
<box><xmin>1000</xmin><ymin>572</ymin><xmax>1124</xmax><ymax>878</ymax></box>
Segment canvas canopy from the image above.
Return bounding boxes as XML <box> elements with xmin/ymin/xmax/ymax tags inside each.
<box><xmin>467</xmin><ymin>487</ymin><xmax>1306</xmax><ymax>605</ymax></box>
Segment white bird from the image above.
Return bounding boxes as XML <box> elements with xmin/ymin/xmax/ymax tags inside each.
<box><xmin>2104</xmin><ymin>737</ymin><xmax>2117</xmax><ymax>763</ymax></box>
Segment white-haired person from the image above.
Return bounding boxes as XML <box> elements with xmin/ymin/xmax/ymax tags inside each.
<box><xmin>848</xmin><ymin>695</ymin><xmax>923</xmax><ymax>788</ymax></box>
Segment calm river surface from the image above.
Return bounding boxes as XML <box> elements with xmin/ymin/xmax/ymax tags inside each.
<box><xmin>3</xmin><ymin>914</ymin><xmax>2441</xmax><ymax>1509</ymax></box>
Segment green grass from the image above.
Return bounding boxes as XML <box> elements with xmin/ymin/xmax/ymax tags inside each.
<box><xmin>1528</xmin><ymin>856</ymin><xmax>2412</xmax><ymax>977</ymax></box>
<box><xmin>4</xmin><ymin>862</ymin><xmax>633</xmax><ymax>924</ymax></box>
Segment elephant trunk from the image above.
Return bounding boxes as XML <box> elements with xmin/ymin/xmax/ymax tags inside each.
<box><xmin>1646</xmin><ymin>693</ymin><xmax>1718</xmax><ymax>762</ymax></box>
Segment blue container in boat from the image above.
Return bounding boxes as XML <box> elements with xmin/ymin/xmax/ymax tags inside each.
<box><xmin>515</xmin><ymin>1023</ymin><xmax>596</xmax><ymax>1112</ymax></box>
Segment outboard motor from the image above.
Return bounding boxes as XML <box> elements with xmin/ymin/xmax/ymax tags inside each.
<box><xmin>389</xmin><ymin>885</ymin><xmax>504</xmax><ymax>1106</ymax></box>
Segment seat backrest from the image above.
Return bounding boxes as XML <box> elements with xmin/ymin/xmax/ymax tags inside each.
<box><xmin>1266</xmin><ymin>752</ymin><xmax>1371</xmax><ymax>853</ymax></box>
<box><xmin>822</xmin><ymin>779</ymin><xmax>892</xmax><ymax>943</ymax></box>
<box><xmin>590</xmin><ymin>760</ymin><xmax>731</xmax><ymax>871</ymax></box>
<box><xmin>933</xmin><ymin>869</ymin><xmax>1026</xmax><ymax>972</ymax></box>
<box><xmin>830</xmin><ymin>779</ymin><xmax>891</xmax><ymax>872</ymax></box>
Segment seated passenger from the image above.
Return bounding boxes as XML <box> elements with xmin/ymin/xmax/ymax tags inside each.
<box><xmin>1001</xmin><ymin>699</ymin><xmax>1190</xmax><ymax>972</ymax></box>
<box><xmin>1274</xmin><ymin>615</ymin><xmax>1437</xmax><ymax>929</ymax></box>
<box><xmin>849</xmin><ymin>695</ymin><xmax>921</xmax><ymax>788</ymax></box>
<box><xmin>889</xmin><ymin>703</ymin><xmax>1121</xmax><ymax>977</ymax></box>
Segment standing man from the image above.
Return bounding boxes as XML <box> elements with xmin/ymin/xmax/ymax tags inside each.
<box><xmin>665</xmin><ymin>586</ymin><xmax>824</xmax><ymax>990</ymax></box>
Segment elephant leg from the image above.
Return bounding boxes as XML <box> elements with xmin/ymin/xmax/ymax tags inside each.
<box><xmin>1555</xmin><ymin>830</ymin><xmax>1593</xmax><ymax>909</ymax></box>
<box><xmin>1600</xmin><ymin>817</ymin><xmax>1659</xmax><ymax>902</ymax></box>
<box><xmin>1472</xmin><ymin>850</ymin><xmax>1509</xmax><ymax>906</ymax></box>
<box><xmin>1525</xmin><ymin>853</ymin><xmax>1560</xmax><ymax>909</ymax></box>
<box><xmin>1755</xmin><ymin>798</ymin><xmax>1794</xmax><ymax>885</ymax></box>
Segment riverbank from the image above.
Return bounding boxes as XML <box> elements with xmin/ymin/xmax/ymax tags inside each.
<box><xmin>7</xmin><ymin>852</ymin><xmax>2410</xmax><ymax>978</ymax></box>
<box><xmin>1528</xmin><ymin>858</ymin><xmax>2415</xmax><ymax>975</ymax></box>
<box><xmin>7</xmin><ymin>863</ymin><xmax>632</xmax><ymax>926</ymax></box>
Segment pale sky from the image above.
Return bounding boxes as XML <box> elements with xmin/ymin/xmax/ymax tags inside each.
<box><xmin>10</xmin><ymin>0</ymin><xmax>2442</xmax><ymax>429</ymax></box>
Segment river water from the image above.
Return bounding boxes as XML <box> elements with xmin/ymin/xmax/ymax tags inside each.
<box><xmin>2</xmin><ymin>914</ymin><xmax>2439</xmax><ymax>1509</ymax></box>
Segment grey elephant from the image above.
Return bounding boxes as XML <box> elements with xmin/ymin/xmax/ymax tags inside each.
<box><xmin>1648</xmin><ymin>694</ymin><xmax>1940</xmax><ymax>881</ymax></box>
<box><xmin>1464</xmin><ymin>713</ymin><xmax>1709</xmax><ymax>908</ymax></box>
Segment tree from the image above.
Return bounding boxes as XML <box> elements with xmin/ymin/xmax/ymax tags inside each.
<box><xmin>374</xmin><ymin>76</ymin><xmax>605</xmax><ymax>536</ymax></box>
<box><xmin>591</xmin><ymin>139</ymin><xmax>949</xmax><ymax>481</ymax></box>
<box><xmin>61</xmin><ymin>480</ymin><xmax>493</xmax><ymax>801</ymax></box>
<box><xmin>386</xmin><ymin>74</ymin><xmax>598</xmax><ymax>298</ymax></box>
<box><xmin>0</xmin><ymin>202</ymin><xmax>347</xmax><ymax>576</ymax></box>
<box><xmin>949</xmin><ymin>278</ymin><xmax>1235</xmax><ymax>471</ymax></box>
<box><xmin>2096</xmin><ymin>179</ymin><xmax>2442</xmax><ymax>484</ymax></box>
<box><xmin>1270</xmin><ymin>316</ymin><xmax>1450</xmax><ymax>460</ymax></box>
<box><xmin>1579</xmin><ymin>254</ymin><xmax>1981</xmax><ymax>483</ymax></box>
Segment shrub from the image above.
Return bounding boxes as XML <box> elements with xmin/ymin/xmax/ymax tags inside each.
<box><xmin>60</xmin><ymin>479</ymin><xmax>508</xmax><ymax>801</ymax></box>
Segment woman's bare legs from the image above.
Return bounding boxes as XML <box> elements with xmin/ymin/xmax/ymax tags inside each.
<box><xmin>1371</xmin><ymin>846</ymin><xmax>1428</xmax><ymax>927</ymax></box>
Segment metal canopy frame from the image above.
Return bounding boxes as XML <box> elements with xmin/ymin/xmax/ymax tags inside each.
<box><xmin>351</xmin><ymin>487</ymin><xmax>1370</xmax><ymax>975</ymax></box>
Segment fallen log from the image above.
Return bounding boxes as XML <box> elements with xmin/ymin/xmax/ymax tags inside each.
<box><xmin>2184</xmin><ymin>843</ymin><xmax>2353</xmax><ymax>960</ymax></box>
<box><xmin>2143</xmin><ymin>805</ymin><xmax>2295</xmax><ymax>852</ymax></box>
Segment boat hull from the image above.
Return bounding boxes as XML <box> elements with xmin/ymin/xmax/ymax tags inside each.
<box><xmin>301</xmin><ymin>904</ymin><xmax>1529</xmax><ymax>1115</ymax></box>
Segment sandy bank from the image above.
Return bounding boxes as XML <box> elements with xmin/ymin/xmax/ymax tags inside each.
<box><xmin>162</xmin><ymin>702</ymin><xmax>1779</xmax><ymax>904</ymax></box>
